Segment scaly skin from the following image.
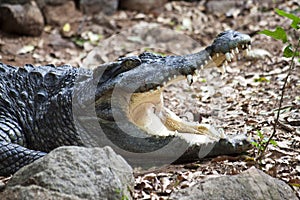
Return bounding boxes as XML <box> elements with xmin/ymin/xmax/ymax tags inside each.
<box><xmin>0</xmin><ymin>30</ymin><xmax>252</xmax><ymax>176</ymax></box>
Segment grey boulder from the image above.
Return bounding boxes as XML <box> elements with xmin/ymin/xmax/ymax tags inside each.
<box><xmin>170</xmin><ymin>167</ymin><xmax>298</xmax><ymax>200</ymax></box>
<box><xmin>36</xmin><ymin>0</ymin><xmax>81</xmax><ymax>26</ymax></box>
<box><xmin>0</xmin><ymin>2</ymin><xmax>44</xmax><ymax>36</ymax></box>
<box><xmin>1</xmin><ymin>146</ymin><xmax>134</xmax><ymax>200</ymax></box>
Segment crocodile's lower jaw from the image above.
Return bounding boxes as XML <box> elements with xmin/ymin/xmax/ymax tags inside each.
<box><xmin>129</xmin><ymin>85</ymin><xmax>221</xmax><ymax>139</ymax></box>
<box><xmin>128</xmin><ymin>44</ymin><xmax>251</xmax><ymax>139</ymax></box>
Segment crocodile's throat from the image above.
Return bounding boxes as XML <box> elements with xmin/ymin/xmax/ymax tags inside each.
<box><xmin>128</xmin><ymin>43</ymin><xmax>251</xmax><ymax>138</ymax></box>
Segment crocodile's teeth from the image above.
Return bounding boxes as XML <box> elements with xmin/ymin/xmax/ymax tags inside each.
<box><xmin>246</xmin><ymin>48</ymin><xmax>249</xmax><ymax>55</ymax></box>
<box><xmin>235</xmin><ymin>47</ymin><xmax>239</xmax><ymax>54</ymax></box>
<box><xmin>248</xmin><ymin>44</ymin><xmax>251</xmax><ymax>51</ymax></box>
<box><xmin>187</xmin><ymin>74</ymin><xmax>193</xmax><ymax>86</ymax></box>
<box><xmin>168</xmin><ymin>77</ymin><xmax>172</xmax><ymax>81</ymax></box>
<box><xmin>242</xmin><ymin>44</ymin><xmax>245</xmax><ymax>49</ymax></box>
<box><xmin>157</xmin><ymin>86</ymin><xmax>161</xmax><ymax>90</ymax></box>
<box><xmin>216</xmin><ymin>53</ymin><xmax>219</xmax><ymax>58</ymax></box>
<box><xmin>231</xmin><ymin>53</ymin><xmax>235</xmax><ymax>59</ymax></box>
<box><xmin>173</xmin><ymin>75</ymin><xmax>177</xmax><ymax>79</ymax></box>
<box><xmin>204</xmin><ymin>60</ymin><xmax>208</xmax><ymax>65</ymax></box>
<box><xmin>200</xmin><ymin>64</ymin><xmax>204</xmax><ymax>69</ymax></box>
<box><xmin>231</xmin><ymin>49</ymin><xmax>235</xmax><ymax>55</ymax></box>
<box><xmin>221</xmin><ymin>64</ymin><xmax>226</xmax><ymax>74</ymax></box>
<box><xmin>224</xmin><ymin>60</ymin><xmax>228</xmax><ymax>66</ymax></box>
<box><xmin>195</xmin><ymin>69</ymin><xmax>200</xmax><ymax>76</ymax></box>
<box><xmin>225</xmin><ymin>52</ymin><xmax>232</xmax><ymax>62</ymax></box>
<box><xmin>163</xmin><ymin>81</ymin><xmax>167</xmax><ymax>86</ymax></box>
<box><xmin>208</xmin><ymin>56</ymin><xmax>212</xmax><ymax>60</ymax></box>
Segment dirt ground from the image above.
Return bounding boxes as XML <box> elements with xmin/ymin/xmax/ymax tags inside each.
<box><xmin>0</xmin><ymin>0</ymin><xmax>299</xmax><ymax>199</ymax></box>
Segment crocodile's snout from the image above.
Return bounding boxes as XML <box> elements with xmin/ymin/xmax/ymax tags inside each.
<box><xmin>211</xmin><ymin>30</ymin><xmax>251</xmax><ymax>54</ymax></box>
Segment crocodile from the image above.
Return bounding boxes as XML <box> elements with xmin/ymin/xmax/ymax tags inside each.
<box><xmin>0</xmin><ymin>30</ymin><xmax>252</xmax><ymax>176</ymax></box>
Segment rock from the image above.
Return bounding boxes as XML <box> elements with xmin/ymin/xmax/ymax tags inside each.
<box><xmin>170</xmin><ymin>167</ymin><xmax>298</xmax><ymax>200</ymax></box>
<box><xmin>205</xmin><ymin>0</ymin><xmax>242</xmax><ymax>16</ymax></box>
<box><xmin>1</xmin><ymin>185</ymin><xmax>84</xmax><ymax>200</ymax></box>
<box><xmin>92</xmin><ymin>12</ymin><xmax>117</xmax><ymax>31</ymax></box>
<box><xmin>80</xmin><ymin>0</ymin><xmax>119</xmax><ymax>15</ymax></box>
<box><xmin>0</xmin><ymin>2</ymin><xmax>44</xmax><ymax>36</ymax></box>
<box><xmin>1</xmin><ymin>146</ymin><xmax>134</xmax><ymax>200</ymax></box>
<box><xmin>37</xmin><ymin>0</ymin><xmax>82</xmax><ymax>26</ymax></box>
<box><xmin>119</xmin><ymin>0</ymin><xmax>168</xmax><ymax>13</ymax></box>
<box><xmin>48</xmin><ymin>32</ymin><xmax>76</xmax><ymax>49</ymax></box>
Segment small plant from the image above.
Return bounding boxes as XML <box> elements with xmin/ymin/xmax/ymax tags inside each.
<box><xmin>256</xmin><ymin>9</ymin><xmax>300</xmax><ymax>161</ymax></box>
<box><xmin>72</xmin><ymin>31</ymin><xmax>103</xmax><ymax>47</ymax></box>
<box><xmin>251</xmin><ymin>130</ymin><xmax>277</xmax><ymax>157</ymax></box>
<box><xmin>260</xmin><ymin>9</ymin><xmax>300</xmax><ymax>61</ymax></box>
<box><xmin>115</xmin><ymin>188</ymin><xmax>130</xmax><ymax>200</ymax></box>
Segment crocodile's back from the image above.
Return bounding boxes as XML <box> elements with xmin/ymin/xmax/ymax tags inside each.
<box><xmin>0</xmin><ymin>63</ymin><xmax>86</xmax><ymax>152</ymax></box>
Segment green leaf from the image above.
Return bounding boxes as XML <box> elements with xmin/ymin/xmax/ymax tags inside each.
<box><xmin>254</xmin><ymin>76</ymin><xmax>270</xmax><ymax>83</ymax></box>
<box><xmin>251</xmin><ymin>141</ymin><xmax>260</xmax><ymax>148</ymax></box>
<box><xmin>275</xmin><ymin>9</ymin><xmax>300</xmax><ymax>29</ymax></box>
<box><xmin>270</xmin><ymin>139</ymin><xmax>278</xmax><ymax>146</ymax></box>
<box><xmin>259</xmin><ymin>27</ymin><xmax>288</xmax><ymax>43</ymax></box>
<box><xmin>72</xmin><ymin>37</ymin><xmax>85</xmax><ymax>47</ymax></box>
<box><xmin>259</xmin><ymin>145</ymin><xmax>265</xmax><ymax>150</ymax></box>
<box><xmin>256</xmin><ymin>130</ymin><xmax>264</xmax><ymax>139</ymax></box>
<box><xmin>283</xmin><ymin>44</ymin><xmax>294</xmax><ymax>58</ymax></box>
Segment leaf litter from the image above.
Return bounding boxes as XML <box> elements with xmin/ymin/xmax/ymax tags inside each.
<box><xmin>0</xmin><ymin>0</ymin><xmax>299</xmax><ymax>199</ymax></box>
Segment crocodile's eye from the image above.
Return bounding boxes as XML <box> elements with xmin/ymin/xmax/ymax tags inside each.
<box><xmin>233</xmin><ymin>33</ymin><xmax>240</xmax><ymax>38</ymax></box>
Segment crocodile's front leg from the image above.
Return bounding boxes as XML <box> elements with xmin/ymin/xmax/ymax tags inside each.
<box><xmin>0</xmin><ymin>141</ymin><xmax>46</xmax><ymax>176</ymax></box>
<box><xmin>0</xmin><ymin>114</ymin><xmax>46</xmax><ymax>176</ymax></box>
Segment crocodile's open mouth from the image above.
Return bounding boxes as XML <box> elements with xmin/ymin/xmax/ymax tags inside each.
<box><xmin>128</xmin><ymin>43</ymin><xmax>251</xmax><ymax>139</ymax></box>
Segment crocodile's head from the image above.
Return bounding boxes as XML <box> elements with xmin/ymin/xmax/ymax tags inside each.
<box><xmin>92</xmin><ymin>30</ymin><xmax>251</xmax><ymax>155</ymax></box>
